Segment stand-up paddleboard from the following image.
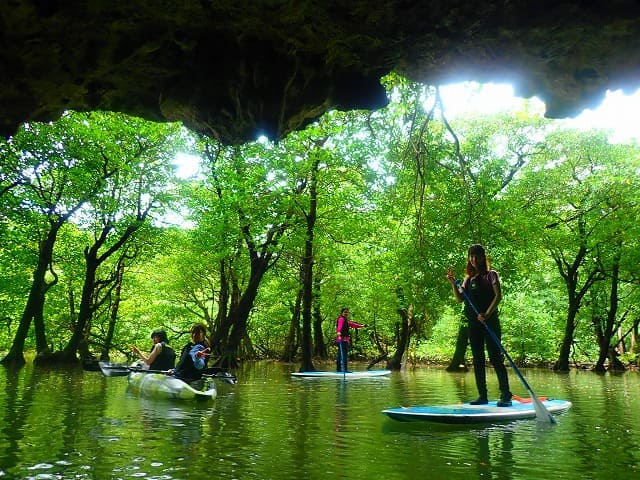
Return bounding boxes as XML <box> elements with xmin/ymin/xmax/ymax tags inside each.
<box><xmin>382</xmin><ymin>398</ymin><xmax>571</xmax><ymax>423</ymax></box>
<box><xmin>292</xmin><ymin>370</ymin><xmax>391</xmax><ymax>379</ymax></box>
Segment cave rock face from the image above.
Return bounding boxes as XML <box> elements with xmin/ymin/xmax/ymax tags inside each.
<box><xmin>2</xmin><ymin>1</ymin><xmax>640</xmax><ymax>143</ymax></box>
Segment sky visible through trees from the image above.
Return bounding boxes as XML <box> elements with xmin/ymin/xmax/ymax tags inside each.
<box><xmin>439</xmin><ymin>82</ymin><xmax>640</xmax><ymax>142</ymax></box>
<box><xmin>176</xmin><ymin>81</ymin><xmax>640</xmax><ymax>182</ymax></box>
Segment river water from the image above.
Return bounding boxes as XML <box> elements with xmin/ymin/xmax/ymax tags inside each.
<box><xmin>0</xmin><ymin>361</ymin><xmax>638</xmax><ymax>479</ymax></box>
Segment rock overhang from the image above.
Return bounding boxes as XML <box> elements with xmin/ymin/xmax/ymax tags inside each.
<box><xmin>1</xmin><ymin>1</ymin><xmax>639</xmax><ymax>144</ymax></box>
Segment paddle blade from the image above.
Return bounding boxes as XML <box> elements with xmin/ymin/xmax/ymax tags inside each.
<box><xmin>202</xmin><ymin>369</ymin><xmax>237</xmax><ymax>384</ymax></box>
<box><xmin>98</xmin><ymin>362</ymin><xmax>130</xmax><ymax>377</ymax></box>
<box><xmin>531</xmin><ymin>393</ymin><xmax>557</xmax><ymax>424</ymax></box>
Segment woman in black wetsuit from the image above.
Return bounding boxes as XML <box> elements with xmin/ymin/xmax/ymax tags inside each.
<box><xmin>447</xmin><ymin>244</ymin><xmax>512</xmax><ymax>407</ymax></box>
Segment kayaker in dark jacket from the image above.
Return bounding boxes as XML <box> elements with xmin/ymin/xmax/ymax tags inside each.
<box><xmin>130</xmin><ymin>329</ymin><xmax>176</xmax><ymax>371</ymax></box>
<box><xmin>170</xmin><ymin>323</ymin><xmax>210</xmax><ymax>383</ymax></box>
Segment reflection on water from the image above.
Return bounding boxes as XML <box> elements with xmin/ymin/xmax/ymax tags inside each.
<box><xmin>0</xmin><ymin>362</ymin><xmax>640</xmax><ymax>479</ymax></box>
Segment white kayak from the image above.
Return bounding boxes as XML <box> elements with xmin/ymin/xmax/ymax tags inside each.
<box><xmin>382</xmin><ymin>398</ymin><xmax>572</xmax><ymax>423</ymax></box>
<box><xmin>291</xmin><ymin>370</ymin><xmax>391</xmax><ymax>379</ymax></box>
<box><xmin>128</xmin><ymin>369</ymin><xmax>217</xmax><ymax>401</ymax></box>
<box><xmin>98</xmin><ymin>361</ymin><xmax>220</xmax><ymax>401</ymax></box>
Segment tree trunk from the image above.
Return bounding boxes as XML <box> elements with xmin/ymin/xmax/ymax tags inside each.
<box><xmin>551</xmin><ymin>215</ymin><xmax>602</xmax><ymax>372</ymax></box>
<box><xmin>617</xmin><ymin>327</ymin><xmax>625</xmax><ymax>355</ymax></box>
<box><xmin>1</xmin><ymin>225</ymin><xmax>60</xmax><ymax>367</ymax></box>
<box><xmin>211</xmin><ymin>260</ymin><xmax>233</xmax><ymax>356</ymax></box>
<box><xmin>62</xmin><ymin>255</ymin><xmax>99</xmax><ymax>362</ymax></box>
<box><xmin>554</xmin><ymin>301</ymin><xmax>580</xmax><ymax>371</ymax></box>
<box><xmin>387</xmin><ymin>305</ymin><xmax>412</xmax><ymax>371</ymax></box>
<box><xmin>281</xmin><ymin>291</ymin><xmax>302</xmax><ymax>362</ymax></box>
<box><xmin>212</xmin><ymin>149</ymin><xmax>297</xmax><ymax>367</ymax></box>
<box><xmin>446</xmin><ymin>321</ymin><xmax>469</xmax><ymax>371</ymax></box>
<box><xmin>101</xmin><ymin>256</ymin><xmax>127</xmax><ymax>361</ymax></box>
<box><xmin>592</xmin><ymin>315</ymin><xmax>608</xmax><ymax>373</ymax></box>
<box><xmin>220</xmin><ymin>256</ymin><xmax>271</xmax><ymax>368</ymax></box>
<box><xmin>299</xmin><ymin>244</ymin><xmax>314</xmax><ymax>371</ymax></box>
<box><xmin>64</xmin><ymin>222</ymin><xmax>141</xmax><ymax>361</ymax></box>
<box><xmin>312</xmin><ymin>272</ymin><xmax>326</xmax><ymax>358</ymax></box>
<box><xmin>594</xmin><ymin>247</ymin><xmax>622</xmax><ymax>373</ymax></box>
<box><xmin>551</xmin><ymin>239</ymin><xmax>603</xmax><ymax>372</ymax></box>
<box><xmin>299</xmin><ymin>153</ymin><xmax>319</xmax><ymax>372</ymax></box>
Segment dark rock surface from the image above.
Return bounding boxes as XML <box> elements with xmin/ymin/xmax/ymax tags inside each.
<box><xmin>2</xmin><ymin>1</ymin><xmax>640</xmax><ymax>143</ymax></box>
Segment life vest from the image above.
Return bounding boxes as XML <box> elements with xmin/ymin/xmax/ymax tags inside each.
<box><xmin>464</xmin><ymin>271</ymin><xmax>499</xmax><ymax>320</ymax></box>
<box><xmin>149</xmin><ymin>342</ymin><xmax>176</xmax><ymax>370</ymax></box>
<box><xmin>337</xmin><ymin>315</ymin><xmax>350</xmax><ymax>337</ymax></box>
<box><xmin>174</xmin><ymin>341</ymin><xmax>209</xmax><ymax>382</ymax></box>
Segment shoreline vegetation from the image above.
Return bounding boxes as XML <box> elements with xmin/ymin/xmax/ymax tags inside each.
<box><xmin>2</xmin><ymin>345</ymin><xmax>636</xmax><ymax>373</ymax></box>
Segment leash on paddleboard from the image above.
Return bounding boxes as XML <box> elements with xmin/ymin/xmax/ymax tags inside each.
<box><xmin>454</xmin><ymin>278</ymin><xmax>556</xmax><ymax>424</ymax></box>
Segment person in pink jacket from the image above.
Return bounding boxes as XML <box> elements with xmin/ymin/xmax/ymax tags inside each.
<box><xmin>335</xmin><ymin>308</ymin><xmax>364</xmax><ymax>372</ymax></box>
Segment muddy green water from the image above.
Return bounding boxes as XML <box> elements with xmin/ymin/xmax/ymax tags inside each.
<box><xmin>0</xmin><ymin>361</ymin><xmax>638</xmax><ymax>479</ymax></box>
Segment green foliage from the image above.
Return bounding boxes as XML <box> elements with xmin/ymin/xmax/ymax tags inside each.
<box><xmin>418</xmin><ymin>306</ymin><xmax>464</xmax><ymax>362</ymax></box>
<box><xmin>2</xmin><ymin>81</ymin><xmax>640</xmax><ymax>371</ymax></box>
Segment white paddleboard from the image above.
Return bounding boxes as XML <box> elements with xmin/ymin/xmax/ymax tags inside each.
<box><xmin>382</xmin><ymin>398</ymin><xmax>571</xmax><ymax>423</ymax></box>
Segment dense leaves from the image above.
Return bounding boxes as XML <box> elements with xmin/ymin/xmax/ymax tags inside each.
<box><xmin>1</xmin><ymin>81</ymin><xmax>640</xmax><ymax>373</ymax></box>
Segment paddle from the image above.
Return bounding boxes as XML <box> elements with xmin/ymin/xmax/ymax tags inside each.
<box><xmin>98</xmin><ymin>361</ymin><xmax>131</xmax><ymax>377</ymax></box>
<box><xmin>203</xmin><ymin>368</ymin><xmax>238</xmax><ymax>385</ymax></box>
<box><xmin>454</xmin><ymin>279</ymin><xmax>556</xmax><ymax>424</ymax></box>
<box><xmin>98</xmin><ymin>362</ymin><xmax>237</xmax><ymax>384</ymax></box>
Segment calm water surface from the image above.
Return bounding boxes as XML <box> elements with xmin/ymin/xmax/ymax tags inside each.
<box><xmin>0</xmin><ymin>361</ymin><xmax>638</xmax><ymax>479</ymax></box>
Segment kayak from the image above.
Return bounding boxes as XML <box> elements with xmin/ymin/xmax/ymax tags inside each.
<box><xmin>382</xmin><ymin>398</ymin><xmax>572</xmax><ymax>423</ymax></box>
<box><xmin>127</xmin><ymin>369</ymin><xmax>217</xmax><ymax>401</ymax></box>
<box><xmin>291</xmin><ymin>370</ymin><xmax>391</xmax><ymax>379</ymax></box>
<box><xmin>98</xmin><ymin>361</ymin><xmax>221</xmax><ymax>401</ymax></box>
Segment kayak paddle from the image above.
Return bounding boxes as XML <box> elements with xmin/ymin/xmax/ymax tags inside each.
<box><xmin>99</xmin><ymin>362</ymin><xmax>237</xmax><ymax>384</ymax></box>
<box><xmin>98</xmin><ymin>361</ymin><xmax>131</xmax><ymax>377</ymax></box>
<box><xmin>454</xmin><ymin>279</ymin><xmax>556</xmax><ymax>424</ymax></box>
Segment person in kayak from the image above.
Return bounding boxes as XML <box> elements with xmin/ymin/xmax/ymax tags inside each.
<box><xmin>447</xmin><ymin>244</ymin><xmax>512</xmax><ymax>407</ymax></box>
<box><xmin>335</xmin><ymin>308</ymin><xmax>364</xmax><ymax>372</ymax></box>
<box><xmin>169</xmin><ymin>323</ymin><xmax>210</xmax><ymax>383</ymax></box>
<box><xmin>130</xmin><ymin>328</ymin><xmax>176</xmax><ymax>371</ymax></box>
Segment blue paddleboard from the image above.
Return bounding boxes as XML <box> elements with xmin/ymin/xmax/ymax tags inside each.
<box><xmin>292</xmin><ymin>370</ymin><xmax>391</xmax><ymax>379</ymax></box>
<box><xmin>382</xmin><ymin>398</ymin><xmax>572</xmax><ymax>423</ymax></box>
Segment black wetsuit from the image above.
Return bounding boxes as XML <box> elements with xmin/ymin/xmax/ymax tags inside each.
<box><xmin>463</xmin><ymin>271</ymin><xmax>511</xmax><ymax>400</ymax></box>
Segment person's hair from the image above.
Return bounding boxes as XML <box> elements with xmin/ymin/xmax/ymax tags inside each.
<box><xmin>190</xmin><ymin>323</ymin><xmax>209</xmax><ymax>346</ymax></box>
<box><xmin>151</xmin><ymin>329</ymin><xmax>168</xmax><ymax>343</ymax></box>
<box><xmin>465</xmin><ymin>244</ymin><xmax>491</xmax><ymax>276</ymax></box>
<box><xmin>341</xmin><ymin>307</ymin><xmax>349</xmax><ymax>315</ymax></box>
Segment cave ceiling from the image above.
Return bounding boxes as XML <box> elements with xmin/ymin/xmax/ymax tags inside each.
<box><xmin>1</xmin><ymin>1</ymin><xmax>640</xmax><ymax>144</ymax></box>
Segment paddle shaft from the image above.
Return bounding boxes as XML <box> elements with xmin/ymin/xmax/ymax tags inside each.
<box><xmin>103</xmin><ymin>363</ymin><xmax>236</xmax><ymax>382</ymax></box>
<box><xmin>454</xmin><ymin>279</ymin><xmax>556</xmax><ymax>424</ymax></box>
<box><xmin>131</xmin><ymin>366</ymin><xmax>236</xmax><ymax>381</ymax></box>
<box><xmin>129</xmin><ymin>367</ymin><xmax>168</xmax><ymax>374</ymax></box>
